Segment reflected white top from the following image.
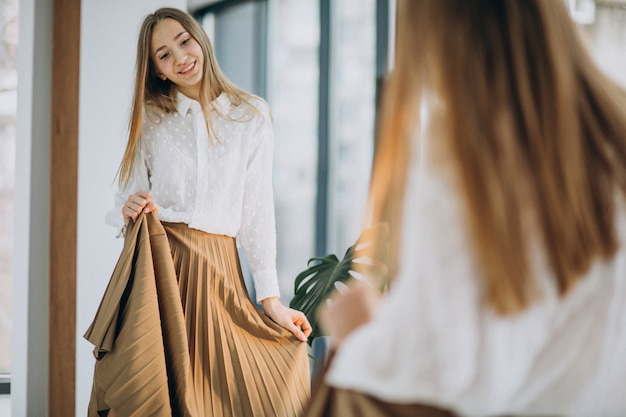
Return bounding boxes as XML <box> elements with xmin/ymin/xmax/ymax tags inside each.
<box><xmin>325</xmin><ymin>124</ymin><xmax>626</xmax><ymax>416</ymax></box>
<box><xmin>106</xmin><ymin>92</ymin><xmax>280</xmax><ymax>302</ymax></box>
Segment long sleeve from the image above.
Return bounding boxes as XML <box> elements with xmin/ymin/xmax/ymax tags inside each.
<box><xmin>105</xmin><ymin>140</ymin><xmax>152</xmax><ymax>236</ymax></box>
<box><xmin>238</xmin><ymin>104</ymin><xmax>281</xmax><ymax>302</ymax></box>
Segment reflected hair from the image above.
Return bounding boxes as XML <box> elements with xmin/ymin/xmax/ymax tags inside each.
<box><xmin>369</xmin><ymin>0</ymin><xmax>626</xmax><ymax>314</ymax></box>
<box><xmin>118</xmin><ymin>7</ymin><xmax>259</xmax><ymax>187</ymax></box>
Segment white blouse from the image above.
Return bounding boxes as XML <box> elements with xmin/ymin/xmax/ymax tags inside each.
<box><xmin>106</xmin><ymin>91</ymin><xmax>280</xmax><ymax>302</ymax></box>
<box><xmin>325</xmin><ymin>131</ymin><xmax>626</xmax><ymax>416</ymax></box>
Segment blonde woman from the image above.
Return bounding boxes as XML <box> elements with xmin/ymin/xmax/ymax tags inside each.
<box><xmin>305</xmin><ymin>1</ymin><xmax>626</xmax><ymax>416</ymax></box>
<box><xmin>103</xmin><ymin>7</ymin><xmax>310</xmax><ymax>417</ymax></box>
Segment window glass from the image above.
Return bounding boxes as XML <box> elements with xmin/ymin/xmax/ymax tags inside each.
<box><xmin>267</xmin><ymin>0</ymin><xmax>320</xmax><ymax>301</ymax></box>
<box><xmin>0</xmin><ymin>0</ymin><xmax>18</xmax><ymax>377</ymax></box>
<box><xmin>578</xmin><ymin>1</ymin><xmax>626</xmax><ymax>88</ymax></box>
<box><xmin>326</xmin><ymin>0</ymin><xmax>376</xmax><ymax>255</ymax></box>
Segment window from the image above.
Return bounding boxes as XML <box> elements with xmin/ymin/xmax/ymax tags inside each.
<box><xmin>325</xmin><ymin>0</ymin><xmax>377</xmax><ymax>255</ymax></box>
<box><xmin>191</xmin><ymin>0</ymin><xmax>388</xmax><ymax>303</ymax></box>
<box><xmin>577</xmin><ymin>0</ymin><xmax>626</xmax><ymax>88</ymax></box>
<box><xmin>0</xmin><ymin>0</ymin><xmax>18</xmax><ymax>395</ymax></box>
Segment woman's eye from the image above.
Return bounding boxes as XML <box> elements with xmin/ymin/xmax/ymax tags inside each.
<box><xmin>181</xmin><ymin>38</ymin><xmax>189</xmax><ymax>46</ymax></box>
<box><xmin>159</xmin><ymin>52</ymin><xmax>170</xmax><ymax>60</ymax></box>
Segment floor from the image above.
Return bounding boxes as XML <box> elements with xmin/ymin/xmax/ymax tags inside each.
<box><xmin>0</xmin><ymin>394</ymin><xmax>10</xmax><ymax>416</ymax></box>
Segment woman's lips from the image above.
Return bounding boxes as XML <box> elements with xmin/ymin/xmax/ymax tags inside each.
<box><xmin>179</xmin><ymin>61</ymin><xmax>196</xmax><ymax>75</ymax></box>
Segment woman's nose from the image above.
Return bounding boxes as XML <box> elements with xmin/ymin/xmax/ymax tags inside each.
<box><xmin>174</xmin><ymin>49</ymin><xmax>187</xmax><ymax>65</ymax></box>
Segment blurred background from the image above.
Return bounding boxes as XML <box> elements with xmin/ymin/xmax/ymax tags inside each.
<box><xmin>0</xmin><ymin>0</ymin><xmax>625</xmax><ymax>415</ymax></box>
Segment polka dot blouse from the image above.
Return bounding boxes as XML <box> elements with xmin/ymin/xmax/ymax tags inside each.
<box><xmin>106</xmin><ymin>91</ymin><xmax>280</xmax><ymax>302</ymax></box>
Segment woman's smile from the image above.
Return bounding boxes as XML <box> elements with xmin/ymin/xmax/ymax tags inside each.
<box><xmin>179</xmin><ymin>60</ymin><xmax>196</xmax><ymax>75</ymax></box>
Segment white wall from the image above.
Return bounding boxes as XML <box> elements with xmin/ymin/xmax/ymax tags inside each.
<box><xmin>76</xmin><ymin>0</ymin><xmax>185</xmax><ymax>414</ymax></box>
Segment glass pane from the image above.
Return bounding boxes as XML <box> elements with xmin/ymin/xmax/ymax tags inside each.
<box><xmin>267</xmin><ymin>0</ymin><xmax>320</xmax><ymax>301</ymax></box>
<box><xmin>0</xmin><ymin>0</ymin><xmax>18</xmax><ymax>377</ymax></box>
<box><xmin>327</xmin><ymin>0</ymin><xmax>376</xmax><ymax>254</ymax></box>
<box><xmin>203</xmin><ymin>1</ymin><xmax>267</xmax><ymax>97</ymax></box>
<box><xmin>578</xmin><ymin>1</ymin><xmax>626</xmax><ymax>88</ymax></box>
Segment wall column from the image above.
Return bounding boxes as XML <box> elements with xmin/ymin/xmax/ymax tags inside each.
<box><xmin>49</xmin><ymin>0</ymin><xmax>81</xmax><ymax>414</ymax></box>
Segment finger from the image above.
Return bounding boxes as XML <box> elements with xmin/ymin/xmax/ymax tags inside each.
<box><xmin>128</xmin><ymin>197</ymin><xmax>148</xmax><ymax>209</ymax></box>
<box><xmin>284</xmin><ymin>320</ymin><xmax>307</xmax><ymax>342</ymax></box>
<box><xmin>125</xmin><ymin>201</ymin><xmax>144</xmax><ymax>213</ymax></box>
<box><xmin>289</xmin><ymin>324</ymin><xmax>307</xmax><ymax>342</ymax></box>
<box><xmin>122</xmin><ymin>206</ymin><xmax>140</xmax><ymax>222</ymax></box>
<box><xmin>128</xmin><ymin>191</ymin><xmax>152</xmax><ymax>205</ymax></box>
<box><xmin>143</xmin><ymin>201</ymin><xmax>158</xmax><ymax>213</ymax></box>
<box><xmin>292</xmin><ymin>312</ymin><xmax>313</xmax><ymax>336</ymax></box>
<box><xmin>123</xmin><ymin>204</ymin><xmax>143</xmax><ymax>220</ymax></box>
<box><xmin>300</xmin><ymin>316</ymin><xmax>313</xmax><ymax>337</ymax></box>
<box><xmin>128</xmin><ymin>191</ymin><xmax>151</xmax><ymax>203</ymax></box>
<box><xmin>136</xmin><ymin>191</ymin><xmax>152</xmax><ymax>200</ymax></box>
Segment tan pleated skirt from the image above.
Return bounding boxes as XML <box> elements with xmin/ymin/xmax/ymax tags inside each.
<box><xmin>162</xmin><ymin>222</ymin><xmax>310</xmax><ymax>417</ymax></box>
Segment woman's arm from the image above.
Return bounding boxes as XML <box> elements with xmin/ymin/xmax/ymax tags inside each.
<box><xmin>238</xmin><ymin>101</ymin><xmax>312</xmax><ymax>341</ymax></box>
<box><xmin>238</xmin><ymin>102</ymin><xmax>281</xmax><ymax>302</ymax></box>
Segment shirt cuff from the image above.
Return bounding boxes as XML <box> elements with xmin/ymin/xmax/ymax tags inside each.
<box><xmin>105</xmin><ymin>209</ymin><xmax>126</xmax><ymax>238</ymax></box>
<box><xmin>253</xmin><ymin>268</ymin><xmax>281</xmax><ymax>303</ymax></box>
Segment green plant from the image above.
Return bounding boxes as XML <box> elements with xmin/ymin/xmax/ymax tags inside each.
<box><xmin>289</xmin><ymin>225</ymin><xmax>389</xmax><ymax>346</ymax></box>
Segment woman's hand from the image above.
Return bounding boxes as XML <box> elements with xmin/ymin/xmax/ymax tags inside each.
<box><xmin>318</xmin><ymin>279</ymin><xmax>381</xmax><ymax>350</ymax></box>
<box><xmin>122</xmin><ymin>191</ymin><xmax>158</xmax><ymax>225</ymax></box>
<box><xmin>261</xmin><ymin>297</ymin><xmax>312</xmax><ymax>342</ymax></box>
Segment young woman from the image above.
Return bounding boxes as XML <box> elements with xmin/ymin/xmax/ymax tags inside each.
<box><xmin>304</xmin><ymin>1</ymin><xmax>626</xmax><ymax>416</ymax></box>
<box><xmin>104</xmin><ymin>7</ymin><xmax>311</xmax><ymax>417</ymax></box>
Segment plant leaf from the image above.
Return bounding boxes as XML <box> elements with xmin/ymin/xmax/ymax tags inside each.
<box><xmin>289</xmin><ymin>224</ymin><xmax>389</xmax><ymax>345</ymax></box>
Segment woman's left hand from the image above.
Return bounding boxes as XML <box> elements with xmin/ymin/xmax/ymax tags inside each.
<box><xmin>261</xmin><ymin>297</ymin><xmax>312</xmax><ymax>342</ymax></box>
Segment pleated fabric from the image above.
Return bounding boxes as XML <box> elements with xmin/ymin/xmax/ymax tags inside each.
<box><xmin>302</xmin><ymin>383</ymin><xmax>457</xmax><ymax>417</ymax></box>
<box><xmin>85</xmin><ymin>213</ymin><xmax>200</xmax><ymax>417</ymax></box>
<box><xmin>302</xmin><ymin>356</ymin><xmax>456</xmax><ymax>417</ymax></box>
<box><xmin>162</xmin><ymin>221</ymin><xmax>311</xmax><ymax>417</ymax></box>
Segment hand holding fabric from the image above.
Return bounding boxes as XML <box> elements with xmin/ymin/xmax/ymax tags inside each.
<box><xmin>318</xmin><ymin>279</ymin><xmax>381</xmax><ymax>350</ymax></box>
<box><xmin>262</xmin><ymin>297</ymin><xmax>312</xmax><ymax>342</ymax></box>
<box><xmin>123</xmin><ymin>191</ymin><xmax>158</xmax><ymax>225</ymax></box>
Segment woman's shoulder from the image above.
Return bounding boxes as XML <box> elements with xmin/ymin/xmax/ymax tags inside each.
<box><xmin>245</xmin><ymin>94</ymin><xmax>270</xmax><ymax>113</ymax></box>
<box><xmin>223</xmin><ymin>91</ymin><xmax>271</xmax><ymax>124</ymax></box>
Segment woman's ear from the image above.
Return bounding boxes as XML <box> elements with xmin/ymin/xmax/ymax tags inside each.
<box><xmin>158</xmin><ymin>73</ymin><xmax>167</xmax><ymax>80</ymax></box>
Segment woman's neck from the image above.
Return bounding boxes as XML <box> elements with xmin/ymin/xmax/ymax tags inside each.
<box><xmin>177</xmin><ymin>85</ymin><xmax>201</xmax><ymax>101</ymax></box>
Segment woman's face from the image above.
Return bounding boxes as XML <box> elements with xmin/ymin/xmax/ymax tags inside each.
<box><xmin>151</xmin><ymin>18</ymin><xmax>204</xmax><ymax>100</ymax></box>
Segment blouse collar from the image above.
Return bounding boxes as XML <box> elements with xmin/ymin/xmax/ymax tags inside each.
<box><xmin>175</xmin><ymin>90</ymin><xmax>231</xmax><ymax>116</ymax></box>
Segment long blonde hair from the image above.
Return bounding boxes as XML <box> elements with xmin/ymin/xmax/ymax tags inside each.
<box><xmin>118</xmin><ymin>7</ymin><xmax>258</xmax><ymax>187</ymax></box>
<box><xmin>370</xmin><ymin>0</ymin><xmax>626</xmax><ymax>314</ymax></box>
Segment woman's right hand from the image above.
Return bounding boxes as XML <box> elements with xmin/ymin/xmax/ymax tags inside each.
<box><xmin>122</xmin><ymin>191</ymin><xmax>158</xmax><ymax>225</ymax></box>
<box><xmin>318</xmin><ymin>279</ymin><xmax>381</xmax><ymax>350</ymax></box>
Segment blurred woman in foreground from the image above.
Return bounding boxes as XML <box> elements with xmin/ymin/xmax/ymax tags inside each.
<box><xmin>304</xmin><ymin>1</ymin><xmax>626</xmax><ymax>416</ymax></box>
